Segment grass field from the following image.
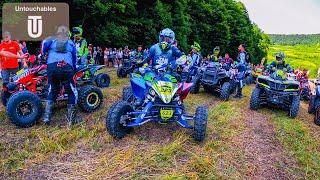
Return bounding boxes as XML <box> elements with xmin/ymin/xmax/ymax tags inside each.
<box><xmin>268</xmin><ymin>44</ymin><xmax>320</xmax><ymax>77</ymax></box>
<box><xmin>0</xmin><ymin>45</ymin><xmax>320</xmax><ymax>179</ymax></box>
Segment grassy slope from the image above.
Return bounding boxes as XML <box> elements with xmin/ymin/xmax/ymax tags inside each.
<box><xmin>267</xmin><ymin>44</ymin><xmax>320</xmax><ymax>78</ymax></box>
<box><xmin>0</xmin><ymin>45</ymin><xmax>320</xmax><ymax>178</ymax></box>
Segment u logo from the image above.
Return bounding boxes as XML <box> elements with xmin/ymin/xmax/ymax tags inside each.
<box><xmin>27</xmin><ymin>16</ymin><xmax>42</xmax><ymax>38</ymax></box>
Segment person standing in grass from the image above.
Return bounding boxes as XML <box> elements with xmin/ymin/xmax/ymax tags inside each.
<box><xmin>0</xmin><ymin>31</ymin><xmax>27</xmax><ymax>105</ymax></box>
<box><xmin>234</xmin><ymin>44</ymin><xmax>249</xmax><ymax>99</ymax></box>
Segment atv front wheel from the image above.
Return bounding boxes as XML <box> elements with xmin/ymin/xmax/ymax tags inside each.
<box><xmin>122</xmin><ymin>86</ymin><xmax>133</xmax><ymax>102</ymax></box>
<box><xmin>220</xmin><ymin>82</ymin><xmax>231</xmax><ymax>101</ymax></box>
<box><xmin>6</xmin><ymin>91</ymin><xmax>43</xmax><ymax>128</ymax></box>
<box><xmin>193</xmin><ymin>106</ymin><xmax>208</xmax><ymax>142</ymax></box>
<box><xmin>78</xmin><ymin>85</ymin><xmax>103</xmax><ymax>112</ymax></box>
<box><xmin>289</xmin><ymin>96</ymin><xmax>300</xmax><ymax>118</ymax></box>
<box><xmin>250</xmin><ymin>88</ymin><xmax>261</xmax><ymax>110</ymax></box>
<box><xmin>190</xmin><ymin>77</ymin><xmax>200</xmax><ymax>94</ymax></box>
<box><xmin>308</xmin><ymin>95</ymin><xmax>316</xmax><ymax>114</ymax></box>
<box><xmin>117</xmin><ymin>67</ymin><xmax>127</xmax><ymax>78</ymax></box>
<box><xmin>106</xmin><ymin>100</ymin><xmax>133</xmax><ymax>138</ymax></box>
<box><xmin>95</xmin><ymin>73</ymin><xmax>110</xmax><ymax>88</ymax></box>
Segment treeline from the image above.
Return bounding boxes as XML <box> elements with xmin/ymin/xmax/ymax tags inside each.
<box><xmin>269</xmin><ymin>34</ymin><xmax>320</xmax><ymax>45</ymax></box>
<box><xmin>0</xmin><ymin>0</ymin><xmax>269</xmax><ymax>64</ymax></box>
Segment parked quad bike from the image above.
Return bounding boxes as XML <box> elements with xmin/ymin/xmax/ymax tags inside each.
<box><xmin>190</xmin><ymin>62</ymin><xmax>232</xmax><ymax>101</ymax></box>
<box><xmin>297</xmin><ymin>77</ymin><xmax>310</xmax><ymax>101</ymax></box>
<box><xmin>117</xmin><ymin>58</ymin><xmax>143</xmax><ymax>78</ymax></box>
<box><xmin>175</xmin><ymin>55</ymin><xmax>199</xmax><ymax>83</ymax></box>
<box><xmin>75</xmin><ymin>64</ymin><xmax>110</xmax><ymax>88</ymax></box>
<box><xmin>107</xmin><ymin>64</ymin><xmax>208</xmax><ymax>142</ymax></box>
<box><xmin>308</xmin><ymin>79</ymin><xmax>320</xmax><ymax>126</ymax></box>
<box><xmin>250</xmin><ymin>69</ymin><xmax>300</xmax><ymax>118</ymax></box>
<box><xmin>3</xmin><ymin>64</ymin><xmax>104</xmax><ymax>128</ymax></box>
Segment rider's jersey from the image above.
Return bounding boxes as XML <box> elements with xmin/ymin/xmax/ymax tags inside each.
<box><xmin>190</xmin><ymin>52</ymin><xmax>202</xmax><ymax>66</ymax></box>
<box><xmin>42</xmin><ymin>38</ymin><xmax>77</xmax><ymax>69</ymax></box>
<box><xmin>237</xmin><ymin>51</ymin><xmax>249</xmax><ymax>64</ymax></box>
<box><xmin>143</xmin><ymin>43</ymin><xmax>183</xmax><ymax>68</ymax></box>
<box><xmin>267</xmin><ymin>61</ymin><xmax>293</xmax><ymax>73</ymax></box>
<box><xmin>74</xmin><ymin>38</ymin><xmax>88</xmax><ymax>58</ymax></box>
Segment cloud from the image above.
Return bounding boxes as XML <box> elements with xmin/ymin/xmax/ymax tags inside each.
<box><xmin>238</xmin><ymin>0</ymin><xmax>320</xmax><ymax>34</ymax></box>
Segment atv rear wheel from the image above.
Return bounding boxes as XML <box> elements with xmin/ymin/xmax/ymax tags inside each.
<box><xmin>117</xmin><ymin>67</ymin><xmax>127</xmax><ymax>78</ymax></box>
<box><xmin>308</xmin><ymin>95</ymin><xmax>316</xmax><ymax>114</ymax></box>
<box><xmin>193</xmin><ymin>106</ymin><xmax>208</xmax><ymax>142</ymax></box>
<box><xmin>122</xmin><ymin>86</ymin><xmax>133</xmax><ymax>102</ymax></box>
<box><xmin>190</xmin><ymin>76</ymin><xmax>200</xmax><ymax>94</ymax></box>
<box><xmin>78</xmin><ymin>85</ymin><xmax>103</xmax><ymax>112</ymax></box>
<box><xmin>6</xmin><ymin>91</ymin><xmax>43</xmax><ymax>128</ymax></box>
<box><xmin>106</xmin><ymin>100</ymin><xmax>133</xmax><ymax>138</ymax></box>
<box><xmin>250</xmin><ymin>88</ymin><xmax>261</xmax><ymax>110</ymax></box>
<box><xmin>289</xmin><ymin>96</ymin><xmax>300</xmax><ymax>118</ymax></box>
<box><xmin>95</xmin><ymin>73</ymin><xmax>110</xmax><ymax>88</ymax></box>
<box><xmin>220</xmin><ymin>82</ymin><xmax>231</xmax><ymax>101</ymax></box>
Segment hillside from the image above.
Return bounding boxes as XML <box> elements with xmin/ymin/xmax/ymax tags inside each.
<box><xmin>269</xmin><ymin>34</ymin><xmax>320</xmax><ymax>45</ymax></box>
<box><xmin>268</xmin><ymin>44</ymin><xmax>320</xmax><ymax>77</ymax></box>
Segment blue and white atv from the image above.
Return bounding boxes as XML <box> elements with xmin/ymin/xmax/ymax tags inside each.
<box><xmin>106</xmin><ymin>64</ymin><xmax>208</xmax><ymax>142</ymax></box>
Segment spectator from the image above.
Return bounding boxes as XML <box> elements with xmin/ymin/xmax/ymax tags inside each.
<box><xmin>93</xmin><ymin>47</ymin><xmax>97</xmax><ymax>62</ymax></box>
<box><xmin>112</xmin><ymin>48</ymin><xmax>117</xmax><ymax>67</ymax></box>
<box><xmin>117</xmin><ymin>48</ymin><xmax>123</xmax><ymax>67</ymax></box>
<box><xmin>108</xmin><ymin>48</ymin><xmax>113</xmax><ymax>67</ymax></box>
<box><xmin>97</xmin><ymin>47</ymin><xmax>104</xmax><ymax>65</ymax></box>
<box><xmin>21</xmin><ymin>41</ymin><xmax>28</xmax><ymax>54</ymax></box>
<box><xmin>104</xmin><ymin>47</ymin><xmax>109</xmax><ymax>66</ymax></box>
<box><xmin>0</xmin><ymin>31</ymin><xmax>26</xmax><ymax>105</ymax></box>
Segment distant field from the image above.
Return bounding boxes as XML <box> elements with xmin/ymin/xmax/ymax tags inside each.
<box><xmin>267</xmin><ymin>44</ymin><xmax>320</xmax><ymax>78</ymax></box>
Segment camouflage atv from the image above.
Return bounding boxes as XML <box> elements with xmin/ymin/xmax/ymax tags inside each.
<box><xmin>250</xmin><ymin>69</ymin><xmax>300</xmax><ymax>118</ymax></box>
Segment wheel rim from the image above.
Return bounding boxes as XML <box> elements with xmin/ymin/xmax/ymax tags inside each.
<box><xmin>16</xmin><ymin>100</ymin><xmax>34</xmax><ymax>118</ymax></box>
<box><xmin>86</xmin><ymin>92</ymin><xmax>100</xmax><ymax>107</ymax></box>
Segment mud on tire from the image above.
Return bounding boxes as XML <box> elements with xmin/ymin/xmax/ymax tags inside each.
<box><xmin>95</xmin><ymin>73</ymin><xmax>110</xmax><ymax>88</ymax></box>
<box><xmin>6</xmin><ymin>91</ymin><xmax>43</xmax><ymax>128</ymax></box>
<box><xmin>314</xmin><ymin>99</ymin><xmax>320</xmax><ymax>126</ymax></box>
<box><xmin>250</xmin><ymin>87</ymin><xmax>261</xmax><ymax>110</ymax></box>
<box><xmin>308</xmin><ymin>95</ymin><xmax>316</xmax><ymax>114</ymax></box>
<box><xmin>106</xmin><ymin>100</ymin><xmax>133</xmax><ymax>138</ymax></box>
<box><xmin>78</xmin><ymin>85</ymin><xmax>103</xmax><ymax>112</ymax></box>
<box><xmin>289</xmin><ymin>95</ymin><xmax>300</xmax><ymax>118</ymax></box>
<box><xmin>220</xmin><ymin>82</ymin><xmax>231</xmax><ymax>101</ymax></box>
<box><xmin>193</xmin><ymin>106</ymin><xmax>208</xmax><ymax>142</ymax></box>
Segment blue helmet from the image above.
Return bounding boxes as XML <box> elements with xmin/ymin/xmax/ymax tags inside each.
<box><xmin>159</xmin><ymin>28</ymin><xmax>175</xmax><ymax>50</ymax></box>
<box><xmin>159</xmin><ymin>28</ymin><xmax>175</xmax><ymax>44</ymax></box>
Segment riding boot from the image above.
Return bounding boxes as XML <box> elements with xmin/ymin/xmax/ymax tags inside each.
<box><xmin>67</xmin><ymin>104</ymin><xmax>81</xmax><ymax>126</ymax></box>
<box><xmin>43</xmin><ymin>100</ymin><xmax>54</xmax><ymax>125</ymax></box>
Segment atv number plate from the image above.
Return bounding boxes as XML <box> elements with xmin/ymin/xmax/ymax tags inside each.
<box><xmin>160</xmin><ymin>108</ymin><xmax>174</xmax><ymax>120</ymax></box>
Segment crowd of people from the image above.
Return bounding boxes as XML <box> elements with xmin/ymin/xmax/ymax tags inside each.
<box><xmin>87</xmin><ymin>45</ymin><xmax>149</xmax><ymax>68</ymax></box>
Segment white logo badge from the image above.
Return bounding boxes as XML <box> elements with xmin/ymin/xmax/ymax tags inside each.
<box><xmin>27</xmin><ymin>16</ymin><xmax>43</xmax><ymax>38</ymax></box>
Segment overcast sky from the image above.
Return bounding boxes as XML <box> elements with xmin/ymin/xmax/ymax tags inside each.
<box><xmin>238</xmin><ymin>0</ymin><xmax>320</xmax><ymax>34</ymax></box>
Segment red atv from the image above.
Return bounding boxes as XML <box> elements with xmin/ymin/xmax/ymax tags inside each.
<box><xmin>4</xmin><ymin>61</ymin><xmax>105</xmax><ymax>128</ymax></box>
